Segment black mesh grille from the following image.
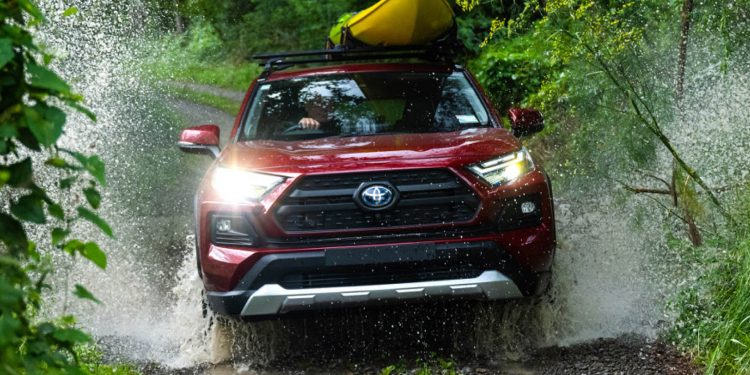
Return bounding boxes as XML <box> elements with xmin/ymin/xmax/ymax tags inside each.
<box><xmin>275</xmin><ymin>169</ymin><xmax>479</xmax><ymax>231</ymax></box>
<box><xmin>279</xmin><ymin>267</ymin><xmax>483</xmax><ymax>289</ymax></box>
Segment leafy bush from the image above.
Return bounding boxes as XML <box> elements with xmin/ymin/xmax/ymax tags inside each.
<box><xmin>183</xmin><ymin>20</ymin><xmax>224</xmax><ymax>60</ymax></box>
<box><xmin>469</xmin><ymin>32</ymin><xmax>553</xmax><ymax>113</ymax></box>
<box><xmin>0</xmin><ymin>1</ymin><xmax>114</xmax><ymax>372</ymax></box>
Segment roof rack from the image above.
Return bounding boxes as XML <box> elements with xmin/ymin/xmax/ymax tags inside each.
<box><xmin>252</xmin><ymin>45</ymin><xmax>455</xmax><ymax>75</ymax></box>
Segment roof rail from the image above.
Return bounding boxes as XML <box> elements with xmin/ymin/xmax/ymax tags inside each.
<box><xmin>251</xmin><ymin>45</ymin><xmax>455</xmax><ymax>75</ymax></box>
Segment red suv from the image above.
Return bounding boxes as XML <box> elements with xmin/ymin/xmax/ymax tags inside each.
<box><xmin>178</xmin><ymin>49</ymin><xmax>556</xmax><ymax>318</ymax></box>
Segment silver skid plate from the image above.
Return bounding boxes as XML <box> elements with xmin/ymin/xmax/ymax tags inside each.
<box><xmin>241</xmin><ymin>270</ymin><xmax>522</xmax><ymax>316</ymax></box>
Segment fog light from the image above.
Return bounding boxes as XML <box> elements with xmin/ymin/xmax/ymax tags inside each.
<box><xmin>216</xmin><ymin>218</ymin><xmax>232</xmax><ymax>232</ymax></box>
<box><xmin>520</xmin><ymin>201</ymin><xmax>536</xmax><ymax>214</ymax></box>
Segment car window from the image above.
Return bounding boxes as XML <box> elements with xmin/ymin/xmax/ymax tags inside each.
<box><xmin>241</xmin><ymin>71</ymin><xmax>491</xmax><ymax>141</ymax></box>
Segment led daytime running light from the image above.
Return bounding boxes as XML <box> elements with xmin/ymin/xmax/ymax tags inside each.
<box><xmin>468</xmin><ymin>148</ymin><xmax>534</xmax><ymax>186</ymax></box>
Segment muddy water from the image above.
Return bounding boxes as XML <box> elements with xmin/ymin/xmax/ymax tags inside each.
<box><xmin>30</xmin><ymin>1</ymin><xmax>750</xmax><ymax>374</ymax></box>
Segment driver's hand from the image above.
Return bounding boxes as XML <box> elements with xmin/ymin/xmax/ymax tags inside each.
<box><xmin>298</xmin><ymin>117</ymin><xmax>321</xmax><ymax>129</ymax></box>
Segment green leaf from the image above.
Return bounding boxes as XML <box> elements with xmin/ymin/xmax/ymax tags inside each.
<box><xmin>51</xmin><ymin>227</ymin><xmax>69</xmax><ymax>245</ymax></box>
<box><xmin>52</xmin><ymin>328</ymin><xmax>90</xmax><ymax>344</ymax></box>
<box><xmin>27</xmin><ymin>62</ymin><xmax>71</xmax><ymax>93</ymax></box>
<box><xmin>18</xmin><ymin>0</ymin><xmax>45</xmax><ymax>21</ymax></box>
<box><xmin>11</xmin><ymin>194</ymin><xmax>46</xmax><ymax>224</ymax></box>
<box><xmin>0</xmin><ymin>213</ymin><xmax>28</xmax><ymax>253</ymax></box>
<box><xmin>77</xmin><ymin>207</ymin><xmax>113</xmax><ymax>237</ymax></box>
<box><xmin>81</xmin><ymin>242</ymin><xmax>106</xmax><ymax>269</ymax></box>
<box><xmin>74</xmin><ymin>284</ymin><xmax>101</xmax><ymax>304</ymax></box>
<box><xmin>85</xmin><ymin>156</ymin><xmax>106</xmax><ymax>186</ymax></box>
<box><xmin>23</xmin><ymin>105</ymin><xmax>65</xmax><ymax>147</ymax></box>
<box><xmin>46</xmin><ymin>156</ymin><xmax>81</xmax><ymax>171</ymax></box>
<box><xmin>48</xmin><ymin>202</ymin><xmax>64</xmax><ymax>220</ymax></box>
<box><xmin>17</xmin><ymin>127</ymin><xmax>40</xmax><ymax>151</ymax></box>
<box><xmin>0</xmin><ymin>315</ymin><xmax>22</xmax><ymax>346</ymax></box>
<box><xmin>60</xmin><ymin>149</ymin><xmax>106</xmax><ymax>186</ymax></box>
<box><xmin>83</xmin><ymin>187</ymin><xmax>101</xmax><ymax>209</ymax></box>
<box><xmin>0</xmin><ymin>38</ymin><xmax>13</xmax><ymax>69</ymax></box>
<box><xmin>7</xmin><ymin>158</ymin><xmax>32</xmax><ymax>187</ymax></box>
<box><xmin>65</xmin><ymin>100</ymin><xmax>96</xmax><ymax>121</ymax></box>
<box><xmin>62</xmin><ymin>6</ymin><xmax>78</xmax><ymax>17</ymax></box>
<box><xmin>59</xmin><ymin>176</ymin><xmax>76</xmax><ymax>189</ymax></box>
<box><xmin>45</xmin><ymin>157</ymin><xmax>66</xmax><ymax>168</ymax></box>
<box><xmin>0</xmin><ymin>123</ymin><xmax>19</xmax><ymax>138</ymax></box>
<box><xmin>63</xmin><ymin>239</ymin><xmax>84</xmax><ymax>254</ymax></box>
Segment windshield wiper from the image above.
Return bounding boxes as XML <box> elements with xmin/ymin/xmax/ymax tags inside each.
<box><xmin>336</xmin><ymin>132</ymin><xmax>401</xmax><ymax>138</ymax></box>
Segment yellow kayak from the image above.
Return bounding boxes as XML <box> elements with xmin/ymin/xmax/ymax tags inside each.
<box><xmin>328</xmin><ymin>0</ymin><xmax>455</xmax><ymax>47</ymax></box>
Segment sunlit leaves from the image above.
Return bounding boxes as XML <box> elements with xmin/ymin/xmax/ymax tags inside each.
<box><xmin>62</xmin><ymin>6</ymin><xmax>78</xmax><ymax>17</ymax></box>
<box><xmin>455</xmin><ymin>0</ymin><xmax>480</xmax><ymax>12</ymax></box>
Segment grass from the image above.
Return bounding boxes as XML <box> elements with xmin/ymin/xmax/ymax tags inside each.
<box><xmin>379</xmin><ymin>355</ymin><xmax>458</xmax><ymax>375</ymax></box>
<box><xmin>166</xmin><ymin>85</ymin><xmax>242</xmax><ymax>115</ymax></box>
<box><xmin>668</xmin><ymin>186</ymin><xmax>750</xmax><ymax>374</ymax></box>
<box><xmin>704</xmin><ymin>238</ymin><xmax>750</xmax><ymax>374</ymax></box>
<box><xmin>145</xmin><ymin>59</ymin><xmax>260</xmax><ymax>92</ymax></box>
<box><xmin>78</xmin><ymin>344</ymin><xmax>141</xmax><ymax>375</ymax></box>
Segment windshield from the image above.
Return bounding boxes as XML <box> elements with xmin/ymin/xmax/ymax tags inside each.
<box><xmin>240</xmin><ymin>71</ymin><xmax>492</xmax><ymax>141</ymax></box>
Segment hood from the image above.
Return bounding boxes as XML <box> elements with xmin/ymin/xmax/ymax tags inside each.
<box><xmin>218</xmin><ymin>128</ymin><xmax>520</xmax><ymax>173</ymax></box>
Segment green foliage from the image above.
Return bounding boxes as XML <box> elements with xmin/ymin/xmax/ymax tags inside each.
<box><xmin>668</xmin><ymin>187</ymin><xmax>750</xmax><ymax>374</ymax></box>
<box><xmin>142</xmin><ymin>32</ymin><xmax>260</xmax><ymax>91</ymax></box>
<box><xmin>0</xmin><ymin>1</ymin><xmax>114</xmax><ymax>373</ymax></box>
<box><xmin>469</xmin><ymin>31</ymin><xmax>555</xmax><ymax>113</ymax></box>
<box><xmin>142</xmin><ymin>0</ymin><xmax>374</xmax><ymax>90</ymax></box>
<box><xmin>77</xmin><ymin>344</ymin><xmax>140</xmax><ymax>375</ymax></box>
<box><xmin>466</xmin><ymin>1</ymin><xmax>749</xmax><ymax>369</ymax></box>
<box><xmin>379</xmin><ymin>355</ymin><xmax>457</xmax><ymax>375</ymax></box>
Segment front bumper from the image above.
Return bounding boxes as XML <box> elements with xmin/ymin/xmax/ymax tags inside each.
<box><xmin>206</xmin><ymin>240</ymin><xmax>550</xmax><ymax>317</ymax></box>
<box><xmin>241</xmin><ymin>271</ymin><xmax>521</xmax><ymax>316</ymax></box>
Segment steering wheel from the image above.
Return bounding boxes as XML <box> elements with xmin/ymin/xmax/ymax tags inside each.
<box><xmin>281</xmin><ymin>121</ymin><xmax>324</xmax><ymax>135</ymax></box>
<box><xmin>282</xmin><ymin>123</ymin><xmax>303</xmax><ymax>134</ymax></box>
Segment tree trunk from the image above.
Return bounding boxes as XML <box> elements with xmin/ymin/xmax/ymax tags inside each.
<box><xmin>676</xmin><ymin>0</ymin><xmax>694</xmax><ymax>110</ymax></box>
<box><xmin>675</xmin><ymin>0</ymin><xmax>702</xmax><ymax>246</ymax></box>
<box><xmin>174</xmin><ymin>1</ymin><xmax>185</xmax><ymax>34</ymax></box>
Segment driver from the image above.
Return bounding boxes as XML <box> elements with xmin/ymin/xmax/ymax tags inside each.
<box><xmin>298</xmin><ymin>93</ymin><xmax>335</xmax><ymax>130</ymax></box>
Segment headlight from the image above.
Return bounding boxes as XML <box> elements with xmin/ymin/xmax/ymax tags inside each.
<box><xmin>468</xmin><ymin>148</ymin><xmax>535</xmax><ymax>186</ymax></box>
<box><xmin>211</xmin><ymin>167</ymin><xmax>284</xmax><ymax>202</ymax></box>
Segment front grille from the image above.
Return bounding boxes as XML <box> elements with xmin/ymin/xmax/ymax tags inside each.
<box><xmin>275</xmin><ymin>169</ymin><xmax>479</xmax><ymax>231</ymax></box>
<box><xmin>279</xmin><ymin>266</ymin><xmax>483</xmax><ymax>289</ymax></box>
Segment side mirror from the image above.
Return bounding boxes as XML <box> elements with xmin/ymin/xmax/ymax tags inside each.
<box><xmin>508</xmin><ymin>108</ymin><xmax>544</xmax><ymax>137</ymax></box>
<box><xmin>178</xmin><ymin>124</ymin><xmax>220</xmax><ymax>158</ymax></box>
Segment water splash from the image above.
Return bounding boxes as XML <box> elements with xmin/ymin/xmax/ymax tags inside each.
<box><xmin>29</xmin><ymin>0</ymin><xmax>750</xmax><ymax>371</ymax></box>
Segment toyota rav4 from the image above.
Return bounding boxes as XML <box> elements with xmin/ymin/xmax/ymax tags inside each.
<box><xmin>178</xmin><ymin>49</ymin><xmax>556</xmax><ymax>318</ymax></box>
